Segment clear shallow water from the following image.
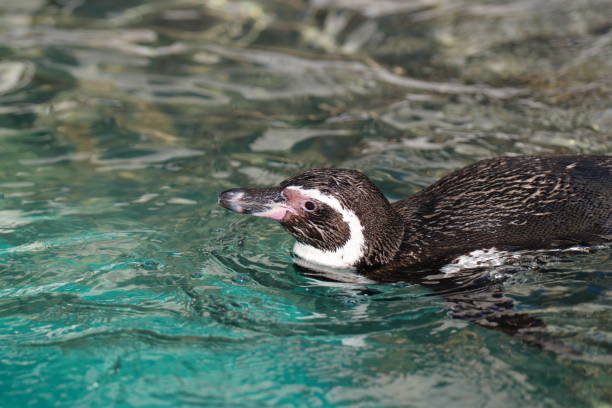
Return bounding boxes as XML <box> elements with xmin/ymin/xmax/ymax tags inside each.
<box><xmin>0</xmin><ymin>0</ymin><xmax>611</xmax><ymax>406</ymax></box>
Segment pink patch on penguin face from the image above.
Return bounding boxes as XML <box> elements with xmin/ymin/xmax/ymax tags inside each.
<box><xmin>281</xmin><ymin>188</ymin><xmax>306</xmax><ymax>209</ymax></box>
<box><xmin>252</xmin><ymin>188</ymin><xmax>312</xmax><ymax>222</ymax></box>
<box><xmin>253</xmin><ymin>206</ymin><xmax>288</xmax><ymax>221</ymax></box>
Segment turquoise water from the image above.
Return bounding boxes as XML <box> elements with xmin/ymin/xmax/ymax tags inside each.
<box><xmin>1</xmin><ymin>1</ymin><xmax>611</xmax><ymax>407</ymax></box>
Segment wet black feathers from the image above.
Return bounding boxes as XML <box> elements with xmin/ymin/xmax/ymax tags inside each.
<box><xmin>391</xmin><ymin>155</ymin><xmax>611</xmax><ymax>267</ymax></box>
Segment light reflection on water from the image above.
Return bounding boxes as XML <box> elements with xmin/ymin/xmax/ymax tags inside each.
<box><xmin>0</xmin><ymin>0</ymin><xmax>610</xmax><ymax>407</ymax></box>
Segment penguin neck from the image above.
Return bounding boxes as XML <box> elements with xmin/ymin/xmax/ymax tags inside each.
<box><xmin>291</xmin><ymin>199</ymin><xmax>406</xmax><ymax>270</ymax></box>
<box><xmin>358</xmin><ymin>206</ymin><xmax>405</xmax><ymax>268</ymax></box>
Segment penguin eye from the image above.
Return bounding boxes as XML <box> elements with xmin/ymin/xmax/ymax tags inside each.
<box><xmin>303</xmin><ymin>201</ymin><xmax>316</xmax><ymax>212</ymax></box>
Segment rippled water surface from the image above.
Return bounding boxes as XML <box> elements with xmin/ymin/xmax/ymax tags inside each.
<box><xmin>1</xmin><ymin>1</ymin><xmax>611</xmax><ymax>407</ymax></box>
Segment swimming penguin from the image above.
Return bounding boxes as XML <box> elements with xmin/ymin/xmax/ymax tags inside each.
<box><xmin>219</xmin><ymin>155</ymin><xmax>611</xmax><ymax>279</ymax></box>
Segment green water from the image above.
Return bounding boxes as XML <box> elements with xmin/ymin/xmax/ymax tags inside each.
<box><xmin>1</xmin><ymin>0</ymin><xmax>611</xmax><ymax>407</ymax></box>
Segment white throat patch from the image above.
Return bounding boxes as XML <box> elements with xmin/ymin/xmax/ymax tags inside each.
<box><xmin>286</xmin><ymin>186</ymin><xmax>365</xmax><ymax>269</ymax></box>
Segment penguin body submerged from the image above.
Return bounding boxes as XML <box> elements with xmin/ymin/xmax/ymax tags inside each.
<box><xmin>219</xmin><ymin>155</ymin><xmax>611</xmax><ymax>277</ymax></box>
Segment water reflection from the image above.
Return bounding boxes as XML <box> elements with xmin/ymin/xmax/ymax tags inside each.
<box><xmin>0</xmin><ymin>0</ymin><xmax>610</xmax><ymax>407</ymax></box>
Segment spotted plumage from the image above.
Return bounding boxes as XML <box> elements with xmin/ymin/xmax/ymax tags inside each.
<box><xmin>219</xmin><ymin>155</ymin><xmax>611</xmax><ymax>278</ymax></box>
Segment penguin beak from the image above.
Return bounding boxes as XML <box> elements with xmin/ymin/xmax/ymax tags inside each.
<box><xmin>218</xmin><ymin>187</ymin><xmax>291</xmax><ymax>221</ymax></box>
